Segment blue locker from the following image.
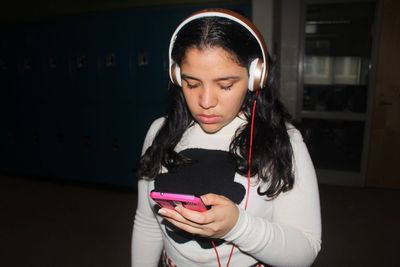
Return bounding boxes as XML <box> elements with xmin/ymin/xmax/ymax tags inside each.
<box><xmin>0</xmin><ymin>28</ymin><xmax>15</xmax><ymax>171</ymax></box>
<box><xmin>87</xmin><ymin>103</ymin><xmax>142</xmax><ymax>186</ymax></box>
<box><xmin>0</xmin><ymin>3</ymin><xmax>251</xmax><ymax>186</ymax></box>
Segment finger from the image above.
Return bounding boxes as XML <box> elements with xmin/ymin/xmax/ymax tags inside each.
<box><xmin>158</xmin><ymin>208</ymin><xmax>205</xmax><ymax>229</ymax></box>
<box><xmin>174</xmin><ymin>205</ymin><xmax>213</xmax><ymax>225</ymax></box>
<box><xmin>201</xmin><ymin>193</ymin><xmax>230</xmax><ymax>206</ymax></box>
<box><xmin>163</xmin><ymin>217</ymin><xmax>206</xmax><ymax>236</ymax></box>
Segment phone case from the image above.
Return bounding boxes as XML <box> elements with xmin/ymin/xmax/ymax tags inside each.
<box><xmin>150</xmin><ymin>191</ymin><xmax>208</xmax><ymax>212</ymax></box>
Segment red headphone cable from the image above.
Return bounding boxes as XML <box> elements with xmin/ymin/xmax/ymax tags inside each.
<box><xmin>211</xmin><ymin>95</ymin><xmax>258</xmax><ymax>267</ymax></box>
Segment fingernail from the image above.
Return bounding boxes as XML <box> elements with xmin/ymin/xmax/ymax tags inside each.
<box><xmin>158</xmin><ymin>209</ymin><xmax>167</xmax><ymax>215</ymax></box>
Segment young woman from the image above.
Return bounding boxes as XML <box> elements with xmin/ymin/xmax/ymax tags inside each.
<box><xmin>131</xmin><ymin>9</ymin><xmax>321</xmax><ymax>267</ymax></box>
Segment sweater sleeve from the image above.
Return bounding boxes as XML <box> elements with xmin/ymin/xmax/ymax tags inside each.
<box><xmin>131</xmin><ymin>118</ymin><xmax>166</xmax><ymax>267</ymax></box>
<box><xmin>222</xmin><ymin>129</ymin><xmax>322</xmax><ymax>267</ymax></box>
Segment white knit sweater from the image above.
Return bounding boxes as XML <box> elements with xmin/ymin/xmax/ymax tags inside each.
<box><xmin>132</xmin><ymin>116</ymin><xmax>321</xmax><ymax>267</ymax></box>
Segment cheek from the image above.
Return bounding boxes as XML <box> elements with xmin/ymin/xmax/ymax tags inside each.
<box><xmin>221</xmin><ymin>91</ymin><xmax>247</xmax><ymax>115</ymax></box>
<box><xmin>182</xmin><ymin>90</ymin><xmax>197</xmax><ymax>109</ymax></box>
<box><xmin>232</xmin><ymin>89</ymin><xmax>248</xmax><ymax>110</ymax></box>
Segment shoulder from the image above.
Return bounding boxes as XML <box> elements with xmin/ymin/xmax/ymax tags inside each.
<box><xmin>285</xmin><ymin>123</ymin><xmax>304</xmax><ymax>144</ymax></box>
<box><xmin>285</xmin><ymin>123</ymin><xmax>313</xmax><ymax>166</ymax></box>
<box><xmin>141</xmin><ymin>117</ymin><xmax>166</xmax><ymax>154</ymax></box>
<box><xmin>148</xmin><ymin>117</ymin><xmax>166</xmax><ymax>135</ymax></box>
<box><xmin>285</xmin><ymin>123</ymin><xmax>316</xmax><ymax>178</ymax></box>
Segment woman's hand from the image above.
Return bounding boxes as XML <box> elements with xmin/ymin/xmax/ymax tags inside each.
<box><xmin>158</xmin><ymin>193</ymin><xmax>239</xmax><ymax>239</ymax></box>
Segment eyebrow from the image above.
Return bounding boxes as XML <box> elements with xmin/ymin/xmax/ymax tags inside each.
<box><xmin>181</xmin><ymin>74</ymin><xmax>241</xmax><ymax>82</ymax></box>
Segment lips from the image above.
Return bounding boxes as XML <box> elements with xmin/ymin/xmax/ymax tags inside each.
<box><xmin>197</xmin><ymin>114</ymin><xmax>222</xmax><ymax>124</ymax></box>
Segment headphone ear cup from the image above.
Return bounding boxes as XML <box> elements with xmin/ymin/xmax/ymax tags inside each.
<box><xmin>170</xmin><ymin>63</ymin><xmax>182</xmax><ymax>86</ymax></box>
<box><xmin>174</xmin><ymin>64</ymin><xmax>182</xmax><ymax>86</ymax></box>
<box><xmin>248</xmin><ymin>58</ymin><xmax>263</xmax><ymax>91</ymax></box>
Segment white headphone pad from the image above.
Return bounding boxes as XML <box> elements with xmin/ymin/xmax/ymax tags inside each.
<box><xmin>248</xmin><ymin>58</ymin><xmax>259</xmax><ymax>91</ymax></box>
<box><xmin>171</xmin><ymin>63</ymin><xmax>182</xmax><ymax>86</ymax></box>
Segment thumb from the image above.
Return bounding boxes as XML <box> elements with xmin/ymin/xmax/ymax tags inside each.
<box><xmin>201</xmin><ymin>193</ymin><xmax>227</xmax><ymax>206</ymax></box>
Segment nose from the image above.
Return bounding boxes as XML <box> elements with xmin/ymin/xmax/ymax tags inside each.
<box><xmin>199</xmin><ymin>86</ymin><xmax>218</xmax><ymax>109</ymax></box>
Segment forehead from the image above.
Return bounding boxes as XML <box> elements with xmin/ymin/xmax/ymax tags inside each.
<box><xmin>182</xmin><ymin>46</ymin><xmax>240</xmax><ymax>64</ymax></box>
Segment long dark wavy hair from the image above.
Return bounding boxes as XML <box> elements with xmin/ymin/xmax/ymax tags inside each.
<box><xmin>137</xmin><ymin>15</ymin><xmax>294</xmax><ymax>198</ymax></box>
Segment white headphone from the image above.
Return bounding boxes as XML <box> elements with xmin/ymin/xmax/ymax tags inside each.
<box><xmin>168</xmin><ymin>8</ymin><xmax>269</xmax><ymax>91</ymax></box>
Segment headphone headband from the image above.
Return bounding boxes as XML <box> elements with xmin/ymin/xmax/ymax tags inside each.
<box><xmin>168</xmin><ymin>8</ymin><xmax>269</xmax><ymax>91</ymax></box>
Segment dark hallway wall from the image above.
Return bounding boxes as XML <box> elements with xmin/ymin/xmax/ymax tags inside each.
<box><xmin>0</xmin><ymin>2</ymin><xmax>251</xmax><ymax>187</ymax></box>
<box><xmin>1</xmin><ymin>0</ymin><xmax>250</xmax><ymax>24</ymax></box>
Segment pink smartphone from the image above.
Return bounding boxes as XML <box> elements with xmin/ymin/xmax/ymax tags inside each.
<box><xmin>150</xmin><ymin>190</ymin><xmax>208</xmax><ymax>212</ymax></box>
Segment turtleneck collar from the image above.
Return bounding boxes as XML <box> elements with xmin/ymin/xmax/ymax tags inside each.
<box><xmin>175</xmin><ymin>115</ymin><xmax>247</xmax><ymax>152</ymax></box>
<box><xmin>192</xmin><ymin>115</ymin><xmax>247</xmax><ymax>137</ymax></box>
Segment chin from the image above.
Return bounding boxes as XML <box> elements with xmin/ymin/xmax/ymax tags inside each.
<box><xmin>199</xmin><ymin>123</ymin><xmax>224</xmax><ymax>134</ymax></box>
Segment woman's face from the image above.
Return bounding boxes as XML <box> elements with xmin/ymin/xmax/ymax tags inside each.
<box><xmin>180</xmin><ymin>47</ymin><xmax>249</xmax><ymax>133</ymax></box>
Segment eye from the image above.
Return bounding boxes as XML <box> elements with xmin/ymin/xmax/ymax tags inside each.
<box><xmin>184</xmin><ymin>80</ymin><xmax>200</xmax><ymax>89</ymax></box>
<box><xmin>219</xmin><ymin>84</ymin><xmax>233</xmax><ymax>91</ymax></box>
<box><xmin>187</xmin><ymin>83</ymin><xmax>199</xmax><ymax>89</ymax></box>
